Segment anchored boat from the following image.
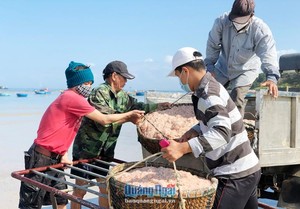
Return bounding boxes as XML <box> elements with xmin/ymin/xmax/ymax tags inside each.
<box><xmin>16</xmin><ymin>93</ymin><xmax>28</xmax><ymax>97</ymax></box>
<box><xmin>34</xmin><ymin>88</ymin><xmax>51</xmax><ymax>95</ymax></box>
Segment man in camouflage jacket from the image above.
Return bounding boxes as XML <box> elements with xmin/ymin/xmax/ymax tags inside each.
<box><xmin>71</xmin><ymin>60</ymin><xmax>169</xmax><ymax>209</ymax></box>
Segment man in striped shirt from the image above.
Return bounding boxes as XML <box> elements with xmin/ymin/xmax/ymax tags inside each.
<box><xmin>162</xmin><ymin>47</ymin><xmax>261</xmax><ymax>209</ymax></box>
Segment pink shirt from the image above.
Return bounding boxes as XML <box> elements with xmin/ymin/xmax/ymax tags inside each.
<box><xmin>34</xmin><ymin>90</ymin><xmax>95</xmax><ymax>155</ymax></box>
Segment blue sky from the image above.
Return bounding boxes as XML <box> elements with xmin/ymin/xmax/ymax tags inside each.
<box><xmin>1</xmin><ymin>0</ymin><xmax>299</xmax><ymax>91</ymax></box>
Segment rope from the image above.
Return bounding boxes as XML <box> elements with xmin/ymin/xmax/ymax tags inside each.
<box><xmin>105</xmin><ymin>152</ymin><xmax>163</xmax><ymax>208</ymax></box>
<box><xmin>105</xmin><ymin>152</ymin><xmax>186</xmax><ymax>209</ymax></box>
<box><xmin>172</xmin><ymin>161</ymin><xmax>186</xmax><ymax>209</ymax></box>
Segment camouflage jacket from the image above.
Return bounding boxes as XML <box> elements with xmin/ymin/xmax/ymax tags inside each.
<box><xmin>72</xmin><ymin>83</ymin><xmax>157</xmax><ymax>159</ymax></box>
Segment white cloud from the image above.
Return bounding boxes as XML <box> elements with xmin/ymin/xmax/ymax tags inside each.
<box><xmin>164</xmin><ymin>55</ymin><xmax>173</xmax><ymax>65</ymax></box>
<box><xmin>144</xmin><ymin>58</ymin><xmax>154</xmax><ymax>63</ymax></box>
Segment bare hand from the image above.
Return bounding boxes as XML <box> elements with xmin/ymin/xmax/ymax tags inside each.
<box><xmin>161</xmin><ymin>140</ymin><xmax>191</xmax><ymax>162</ymax></box>
<box><xmin>179</xmin><ymin>129</ymin><xmax>199</xmax><ymax>142</ymax></box>
<box><xmin>260</xmin><ymin>80</ymin><xmax>278</xmax><ymax>98</ymax></box>
<box><xmin>157</xmin><ymin>102</ymin><xmax>172</xmax><ymax>111</ymax></box>
<box><xmin>129</xmin><ymin>110</ymin><xmax>145</xmax><ymax>124</ymax></box>
<box><xmin>60</xmin><ymin>153</ymin><xmax>73</xmax><ymax>165</ymax></box>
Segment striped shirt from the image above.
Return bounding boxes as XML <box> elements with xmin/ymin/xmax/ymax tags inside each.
<box><xmin>188</xmin><ymin>72</ymin><xmax>260</xmax><ymax>179</ymax></box>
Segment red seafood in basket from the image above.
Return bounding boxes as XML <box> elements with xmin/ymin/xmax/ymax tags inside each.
<box><xmin>137</xmin><ymin>104</ymin><xmax>198</xmax><ymax>154</ymax></box>
<box><xmin>107</xmin><ymin>161</ymin><xmax>218</xmax><ymax>209</ymax></box>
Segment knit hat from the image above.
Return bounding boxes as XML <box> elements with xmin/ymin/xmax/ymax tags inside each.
<box><xmin>102</xmin><ymin>61</ymin><xmax>135</xmax><ymax>80</ymax></box>
<box><xmin>168</xmin><ymin>47</ymin><xmax>203</xmax><ymax>77</ymax></box>
<box><xmin>229</xmin><ymin>0</ymin><xmax>255</xmax><ymax>23</ymax></box>
<box><xmin>65</xmin><ymin>61</ymin><xmax>94</xmax><ymax>88</ymax></box>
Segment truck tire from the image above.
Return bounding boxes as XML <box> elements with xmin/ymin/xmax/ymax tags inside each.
<box><xmin>278</xmin><ymin>176</ymin><xmax>300</xmax><ymax>208</ymax></box>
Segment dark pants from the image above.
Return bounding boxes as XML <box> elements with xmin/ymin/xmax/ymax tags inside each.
<box><xmin>18</xmin><ymin>146</ymin><xmax>68</xmax><ymax>209</ymax></box>
<box><xmin>213</xmin><ymin>170</ymin><xmax>261</xmax><ymax>209</ymax></box>
<box><xmin>224</xmin><ymin>83</ymin><xmax>251</xmax><ymax>117</ymax></box>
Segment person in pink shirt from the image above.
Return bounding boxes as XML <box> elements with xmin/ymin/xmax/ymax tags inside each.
<box><xmin>18</xmin><ymin>61</ymin><xmax>144</xmax><ymax>209</ymax></box>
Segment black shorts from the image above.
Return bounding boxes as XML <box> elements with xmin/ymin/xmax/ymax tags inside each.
<box><xmin>71</xmin><ymin>157</ymin><xmax>110</xmax><ymax>180</ymax></box>
<box><xmin>19</xmin><ymin>146</ymin><xmax>68</xmax><ymax>209</ymax></box>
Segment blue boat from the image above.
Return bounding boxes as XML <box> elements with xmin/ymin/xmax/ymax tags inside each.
<box><xmin>136</xmin><ymin>91</ymin><xmax>145</xmax><ymax>96</ymax></box>
<box><xmin>16</xmin><ymin>93</ymin><xmax>28</xmax><ymax>97</ymax></box>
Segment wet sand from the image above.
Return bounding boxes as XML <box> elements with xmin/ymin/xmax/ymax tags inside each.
<box><xmin>0</xmin><ymin>108</ymin><xmax>143</xmax><ymax>208</ymax></box>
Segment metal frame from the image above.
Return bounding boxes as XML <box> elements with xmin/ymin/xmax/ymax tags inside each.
<box><xmin>11</xmin><ymin>157</ymin><xmax>276</xmax><ymax>209</ymax></box>
<box><xmin>11</xmin><ymin>157</ymin><xmax>125</xmax><ymax>209</ymax></box>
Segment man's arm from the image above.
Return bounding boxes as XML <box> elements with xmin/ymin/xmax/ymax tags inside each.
<box><xmin>161</xmin><ymin>140</ymin><xmax>192</xmax><ymax>162</ymax></box>
<box><xmin>255</xmin><ymin>21</ymin><xmax>280</xmax><ymax>98</ymax></box>
<box><xmin>255</xmin><ymin>24</ymin><xmax>280</xmax><ymax>83</ymax></box>
<box><xmin>85</xmin><ymin>109</ymin><xmax>144</xmax><ymax>126</ymax></box>
<box><xmin>205</xmin><ymin>17</ymin><xmax>223</xmax><ymax>74</ymax></box>
<box><xmin>87</xmin><ymin>86</ymin><xmax>140</xmax><ymax>125</ymax></box>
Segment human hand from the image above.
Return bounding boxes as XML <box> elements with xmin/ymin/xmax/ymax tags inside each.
<box><xmin>260</xmin><ymin>80</ymin><xmax>278</xmax><ymax>98</ymax></box>
<box><xmin>60</xmin><ymin>152</ymin><xmax>73</xmax><ymax>165</ymax></box>
<box><xmin>179</xmin><ymin>129</ymin><xmax>199</xmax><ymax>142</ymax></box>
<box><xmin>128</xmin><ymin>110</ymin><xmax>145</xmax><ymax>124</ymax></box>
<box><xmin>161</xmin><ymin>140</ymin><xmax>191</xmax><ymax>162</ymax></box>
<box><xmin>157</xmin><ymin>102</ymin><xmax>172</xmax><ymax>111</ymax></box>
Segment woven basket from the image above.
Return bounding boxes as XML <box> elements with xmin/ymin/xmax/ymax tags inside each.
<box><xmin>138</xmin><ymin>103</ymin><xmax>195</xmax><ymax>154</ymax></box>
<box><xmin>108</xmin><ymin>161</ymin><xmax>218</xmax><ymax>209</ymax></box>
<box><xmin>137</xmin><ymin>126</ymin><xmax>162</xmax><ymax>154</ymax></box>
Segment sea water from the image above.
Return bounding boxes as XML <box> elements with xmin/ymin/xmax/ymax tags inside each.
<box><xmin>0</xmin><ymin>90</ymin><xmax>145</xmax><ymax>208</ymax></box>
<box><xmin>0</xmin><ymin>89</ymin><xmax>280</xmax><ymax>208</ymax></box>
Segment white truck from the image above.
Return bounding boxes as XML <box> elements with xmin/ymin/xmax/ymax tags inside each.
<box><xmin>144</xmin><ymin>53</ymin><xmax>300</xmax><ymax>208</ymax></box>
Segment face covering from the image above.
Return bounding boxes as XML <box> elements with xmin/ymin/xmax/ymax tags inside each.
<box><xmin>179</xmin><ymin>71</ymin><xmax>191</xmax><ymax>92</ymax></box>
<box><xmin>232</xmin><ymin>21</ymin><xmax>250</xmax><ymax>32</ymax></box>
<box><xmin>75</xmin><ymin>84</ymin><xmax>92</xmax><ymax>98</ymax></box>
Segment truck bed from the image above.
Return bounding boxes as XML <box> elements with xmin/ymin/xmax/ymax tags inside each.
<box><xmin>256</xmin><ymin>90</ymin><xmax>300</xmax><ymax>167</ymax></box>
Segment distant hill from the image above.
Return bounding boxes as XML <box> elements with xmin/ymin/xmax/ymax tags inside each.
<box><xmin>252</xmin><ymin>72</ymin><xmax>300</xmax><ymax>91</ymax></box>
<box><xmin>278</xmin><ymin>72</ymin><xmax>300</xmax><ymax>88</ymax></box>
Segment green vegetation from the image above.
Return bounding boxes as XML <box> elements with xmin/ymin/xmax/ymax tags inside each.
<box><xmin>251</xmin><ymin>72</ymin><xmax>300</xmax><ymax>90</ymax></box>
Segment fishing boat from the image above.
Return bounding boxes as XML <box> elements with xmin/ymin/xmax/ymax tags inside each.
<box><xmin>0</xmin><ymin>92</ymin><xmax>10</xmax><ymax>96</ymax></box>
<box><xmin>135</xmin><ymin>91</ymin><xmax>145</xmax><ymax>96</ymax></box>
<box><xmin>16</xmin><ymin>93</ymin><xmax>28</xmax><ymax>97</ymax></box>
<box><xmin>34</xmin><ymin>88</ymin><xmax>50</xmax><ymax>95</ymax></box>
<box><xmin>144</xmin><ymin>91</ymin><xmax>192</xmax><ymax>104</ymax></box>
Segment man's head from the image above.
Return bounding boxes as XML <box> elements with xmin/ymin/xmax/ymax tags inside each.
<box><xmin>103</xmin><ymin>61</ymin><xmax>135</xmax><ymax>92</ymax></box>
<box><xmin>102</xmin><ymin>61</ymin><xmax>135</xmax><ymax>80</ymax></box>
<box><xmin>65</xmin><ymin>61</ymin><xmax>94</xmax><ymax>88</ymax></box>
<box><xmin>229</xmin><ymin>0</ymin><xmax>255</xmax><ymax>24</ymax></box>
<box><xmin>168</xmin><ymin>47</ymin><xmax>205</xmax><ymax>77</ymax></box>
<box><xmin>168</xmin><ymin>47</ymin><xmax>206</xmax><ymax>92</ymax></box>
